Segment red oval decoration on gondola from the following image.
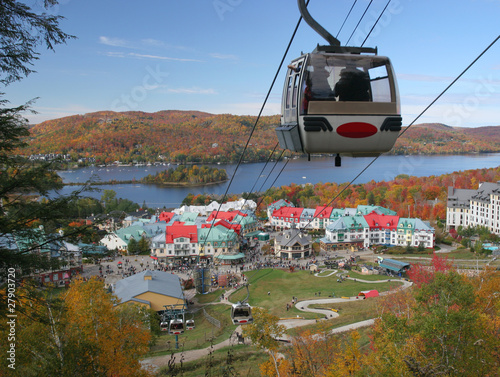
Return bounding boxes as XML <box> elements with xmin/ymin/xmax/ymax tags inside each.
<box><xmin>337</xmin><ymin>122</ymin><xmax>378</xmax><ymax>138</ymax></box>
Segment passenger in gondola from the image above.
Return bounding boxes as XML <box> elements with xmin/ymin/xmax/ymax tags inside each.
<box><xmin>334</xmin><ymin>67</ymin><xmax>370</xmax><ymax>101</ymax></box>
<box><xmin>301</xmin><ymin>78</ymin><xmax>313</xmax><ymax>114</ymax></box>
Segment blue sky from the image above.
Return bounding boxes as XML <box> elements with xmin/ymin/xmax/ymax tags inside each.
<box><xmin>4</xmin><ymin>0</ymin><xmax>500</xmax><ymax>127</ymax></box>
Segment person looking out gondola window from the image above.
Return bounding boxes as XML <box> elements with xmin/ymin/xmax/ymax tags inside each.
<box><xmin>334</xmin><ymin>67</ymin><xmax>371</xmax><ymax>101</ymax></box>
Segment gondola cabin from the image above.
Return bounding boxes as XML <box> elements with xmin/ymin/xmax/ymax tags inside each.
<box><xmin>160</xmin><ymin>321</ymin><xmax>170</xmax><ymax>332</ymax></box>
<box><xmin>186</xmin><ymin>318</ymin><xmax>195</xmax><ymax>330</ymax></box>
<box><xmin>277</xmin><ymin>49</ymin><xmax>401</xmax><ymax>164</ymax></box>
<box><xmin>231</xmin><ymin>302</ymin><xmax>253</xmax><ymax>325</ymax></box>
<box><xmin>168</xmin><ymin>318</ymin><xmax>185</xmax><ymax>335</ymax></box>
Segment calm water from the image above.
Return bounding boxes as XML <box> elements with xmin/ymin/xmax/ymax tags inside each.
<box><xmin>55</xmin><ymin>154</ymin><xmax>500</xmax><ymax>208</ymax></box>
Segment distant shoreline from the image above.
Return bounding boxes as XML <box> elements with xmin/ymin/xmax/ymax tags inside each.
<box><xmin>64</xmin><ymin>179</ymin><xmax>229</xmax><ymax>187</ymax></box>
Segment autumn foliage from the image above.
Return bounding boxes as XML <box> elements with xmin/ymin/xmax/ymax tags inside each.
<box><xmin>259</xmin><ymin>166</ymin><xmax>500</xmax><ymax>221</ymax></box>
<box><xmin>407</xmin><ymin>252</ymin><xmax>454</xmax><ymax>287</ymax></box>
<box><xmin>0</xmin><ymin>277</ymin><xmax>154</xmax><ymax>377</ymax></box>
<box><xmin>18</xmin><ymin>110</ymin><xmax>500</xmax><ymax>166</ymax></box>
<box><xmin>267</xmin><ymin>265</ymin><xmax>500</xmax><ymax>376</ymax></box>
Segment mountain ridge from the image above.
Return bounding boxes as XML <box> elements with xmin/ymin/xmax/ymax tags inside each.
<box><xmin>20</xmin><ymin>111</ymin><xmax>500</xmax><ymax>164</ymax></box>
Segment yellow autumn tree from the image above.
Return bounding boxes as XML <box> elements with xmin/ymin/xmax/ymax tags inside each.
<box><xmin>0</xmin><ymin>277</ymin><xmax>154</xmax><ymax>377</ymax></box>
<box><xmin>63</xmin><ymin>277</ymin><xmax>153</xmax><ymax>377</ymax></box>
<box><xmin>324</xmin><ymin>331</ymin><xmax>366</xmax><ymax>377</ymax></box>
<box><xmin>242</xmin><ymin>307</ymin><xmax>287</xmax><ymax>377</ymax></box>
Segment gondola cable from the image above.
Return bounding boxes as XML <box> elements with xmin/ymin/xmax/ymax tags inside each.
<box><xmin>361</xmin><ymin>0</ymin><xmax>392</xmax><ymax>47</ymax></box>
<box><xmin>232</xmin><ymin>0</ymin><xmax>385</xmax><ymax>221</ymax></box>
<box><xmin>201</xmin><ymin>1</ymin><xmax>310</xmax><ymax>244</ymax></box>
<box><xmin>237</xmin><ymin>143</ymin><xmax>280</xmax><ymax>214</ymax></box>
<box><xmin>336</xmin><ymin>0</ymin><xmax>358</xmax><ymax>39</ymax></box>
<box><xmin>227</xmin><ymin>0</ymin><xmax>384</xmax><ymax>228</ymax></box>
<box><xmin>231</xmin><ymin>0</ymin><xmax>389</xmax><ymax>236</ymax></box>
<box><xmin>345</xmin><ymin>0</ymin><xmax>374</xmax><ymax>45</ymax></box>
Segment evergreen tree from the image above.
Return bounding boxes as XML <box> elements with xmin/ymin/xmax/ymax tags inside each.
<box><xmin>137</xmin><ymin>237</ymin><xmax>150</xmax><ymax>255</ymax></box>
<box><xmin>127</xmin><ymin>238</ymin><xmax>139</xmax><ymax>255</ymax></box>
<box><xmin>0</xmin><ymin>0</ymin><xmax>89</xmax><ymax>310</ymax></box>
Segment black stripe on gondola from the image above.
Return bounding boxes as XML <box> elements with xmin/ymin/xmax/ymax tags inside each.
<box><xmin>380</xmin><ymin>116</ymin><xmax>402</xmax><ymax>132</ymax></box>
<box><xmin>303</xmin><ymin>117</ymin><xmax>333</xmax><ymax>132</ymax></box>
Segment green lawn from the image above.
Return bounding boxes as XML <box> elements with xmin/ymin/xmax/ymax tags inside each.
<box><xmin>148</xmin><ymin>304</ymin><xmax>237</xmax><ymax>357</ymax></box>
<box><xmin>195</xmin><ymin>288</ymin><xmax>231</xmax><ymax>304</ymax></box>
<box><xmin>229</xmin><ymin>269</ymin><xmax>403</xmax><ymax>318</ymax></box>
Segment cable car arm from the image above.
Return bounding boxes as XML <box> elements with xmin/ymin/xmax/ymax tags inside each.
<box><xmin>297</xmin><ymin>0</ymin><xmax>340</xmax><ymax>47</ymax></box>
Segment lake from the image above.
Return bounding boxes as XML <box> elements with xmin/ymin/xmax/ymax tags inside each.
<box><xmin>55</xmin><ymin>154</ymin><xmax>500</xmax><ymax>208</ymax></box>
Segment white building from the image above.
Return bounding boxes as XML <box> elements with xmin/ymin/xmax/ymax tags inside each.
<box><xmin>447</xmin><ymin>182</ymin><xmax>500</xmax><ymax>234</ymax></box>
<box><xmin>100</xmin><ymin>233</ymin><xmax>128</xmax><ymax>252</ymax></box>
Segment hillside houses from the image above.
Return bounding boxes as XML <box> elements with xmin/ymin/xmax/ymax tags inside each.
<box><xmin>321</xmin><ymin>213</ymin><xmax>435</xmax><ymax>250</ymax></box>
<box><xmin>1</xmin><ymin>228</ymin><xmax>83</xmax><ymax>285</ymax></box>
<box><xmin>98</xmin><ymin>198</ymin><xmax>435</xmax><ymax>267</ymax></box>
<box><xmin>102</xmin><ymin>201</ymin><xmax>257</xmax><ymax>265</ymax></box>
<box><xmin>267</xmin><ymin>202</ymin><xmax>434</xmax><ymax>250</ymax></box>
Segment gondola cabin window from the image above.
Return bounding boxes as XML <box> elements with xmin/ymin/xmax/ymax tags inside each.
<box><xmin>302</xmin><ymin>54</ymin><xmax>397</xmax><ymax>110</ymax></box>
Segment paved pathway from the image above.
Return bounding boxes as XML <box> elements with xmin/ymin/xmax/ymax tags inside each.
<box><xmin>141</xmin><ymin>275</ymin><xmax>413</xmax><ymax>372</ymax></box>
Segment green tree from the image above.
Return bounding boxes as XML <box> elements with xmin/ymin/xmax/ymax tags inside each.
<box><xmin>0</xmin><ymin>0</ymin><xmax>91</xmax><ymax>285</ymax></box>
<box><xmin>137</xmin><ymin>237</ymin><xmax>150</xmax><ymax>255</ymax></box>
<box><xmin>0</xmin><ymin>0</ymin><xmax>75</xmax><ymax>85</ymax></box>
<box><xmin>128</xmin><ymin>238</ymin><xmax>139</xmax><ymax>255</ymax></box>
<box><xmin>101</xmin><ymin>189</ymin><xmax>117</xmax><ymax>209</ymax></box>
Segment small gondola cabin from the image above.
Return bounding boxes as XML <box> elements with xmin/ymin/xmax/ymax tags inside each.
<box><xmin>231</xmin><ymin>302</ymin><xmax>253</xmax><ymax>325</ymax></box>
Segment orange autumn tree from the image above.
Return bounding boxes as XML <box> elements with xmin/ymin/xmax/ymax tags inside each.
<box><xmin>64</xmin><ymin>277</ymin><xmax>153</xmax><ymax>377</ymax></box>
<box><xmin>0</xmin><ymin>277</ymin><xmax>154</xmax><ymax>377</ymax></box>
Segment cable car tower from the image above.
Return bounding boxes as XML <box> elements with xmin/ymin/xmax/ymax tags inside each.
<box><xmin>276</xmin><ymin>0</ymin><xmax>402</xmax><ymax>166</ymax></box>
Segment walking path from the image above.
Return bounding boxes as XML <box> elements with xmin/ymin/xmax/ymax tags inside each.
<box><xmin>141</xmin><ymin>275</ymin><xmax>413</xmax><ymax>372</ymax></box>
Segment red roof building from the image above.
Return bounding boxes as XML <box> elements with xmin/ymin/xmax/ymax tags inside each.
<box><xmin>158</xmin><ymin>211</ymin><xmax>175</xmax><ymax>223</ymax></box>
<box><xmin>358</xmin><ymin>290</ymin><xmax>379</xmax><ymax>298</ymax></box>
<box><xmin>165</xmin><ymin>225</ymin><xmax>198</xmax><ymax>244</ymax></box>
<box><xmin>364</xmin><ymin>212</ymin><xmax>399</xmax><ymax>231</ymax></box>
<box><xmin>270</xmin><ymin>206</ymin><xmax>304</xmax><ymax>228</ymax></box>
<box><xmin>206</xmin><ymin>210</ymin><xmax>246</xmax><ymax>223</ymax></box>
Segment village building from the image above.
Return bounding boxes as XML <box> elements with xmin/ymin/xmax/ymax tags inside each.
<box><xmin>266</xmin><ymin>198</ymin><xmax>294</xmax><ymax>220</ymax></box>
<box><xmin>377</xmin><ymin>257</ymin><xmax>411</xmax><ymax>276</ymax></box>
<box><xmin>269</xmin><ymin>206</ymin><xmax>303</xmax><ymax>230</ymax></box>
<box><xmin>446</xmin><ymin>182</ymin><xmax>500</xmax><ymax>235</ymax></box>
<box><xmin>312</xmin><ymin>206</ymin><xmax>333</xmax><ymax>230</ymax></box>
<box><xmin>321</xmin><ymin>215</ymin><xmax>370</xmax><ymax>251</ymax></box>
<box><xmin>2</xmin><ymin>229</ymin><xmax>83</xmax><ymax>286</ymax></box>
<box><xmin>321</xmin><ymin>212</ymin><xmax>434</xmax><ymax>251</ymax></box>
<box><xmin>273</xmin><ymin>227</ymin><xmax>312</xmax><ymax>259</ymax></box>
<box><xmin>198</xmin><ymin>225</ymin><xmax>240</xmax><ymax>263</ymax></box>
<box><xmin>113</xmin><ymin>270</ymin><xmax>185</xmax><ymax>312</ymax></box>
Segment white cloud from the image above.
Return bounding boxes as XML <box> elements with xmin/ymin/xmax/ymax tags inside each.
<box><xmin>140</xmin><ymin>38</ymin><xmax>165</xmax><ymax>47</ymax></box>
<box><xmin>129</xmin><ymin>53</ymin><xmax>203</xmax><ymax>62</ymax></box>
<box><xmin>398</xmin><ymin>73</ymin><xmax>453</xmax><ymax>82</ymax></box>
<box><xmin>103</xmin><ymin>51</ymin><xmax>127</xmax><ymax>58</ymax></box>
<box><xmin>401</xmin><ymin>101</ymin><xmax>500</xmax><ymax>128</ymax></box>
<box><xmin>99</xmin><ymin>36</ymin><xmax>133</xmax><ymax>48</ymax></box>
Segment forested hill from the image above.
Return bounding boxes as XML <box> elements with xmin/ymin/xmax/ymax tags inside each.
<box><xmin>23</xmin><ymin>110</ymin><xmax>279</xmax><ymax>165</ymax></box>
<box><xmin>393</xmin><ymin>123</ymin><xmax>500</xmax><ymax>154</ymax></box>
<box><xmin>20</xmin><ymin>110</ymin><xmax>500</xmax><ymax>164</ymax></box>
